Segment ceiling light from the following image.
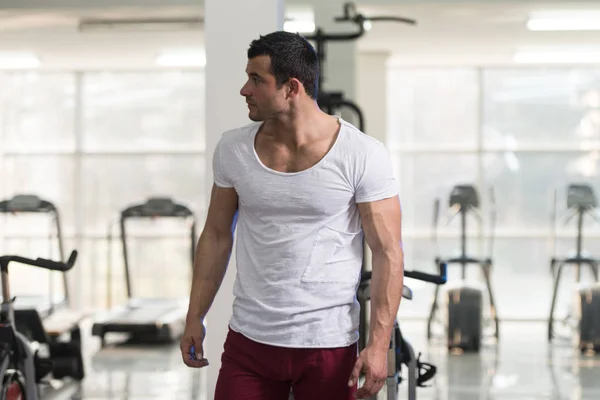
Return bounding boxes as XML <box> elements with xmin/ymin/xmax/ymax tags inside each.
<box><xmin>513</xmin><ymin>50</ymin><xmax>600</xmax><ymax>64</ymax></box>
<box><xmin>284</xmin><ymin>20</ymin><xmax>315</xmax><ymax>33</ymax></box>
<box><xmin>156</xmin><ymin>50</ymin><xmax>206</xmax><ymax>67</ymax></box>
<box><xmin>0</xmin><ymin>52</ymin><xmax>40</xmax><ymax>69</ymax></box>
<box><xmin>527</xmin><ymin>11</ymin><xmax>600</xmax><ymax>31</ymax></box>
<box><xmin>79</xmin><ymin>17</ymin><xmax>203</xmax><ymax>32</ymax></box>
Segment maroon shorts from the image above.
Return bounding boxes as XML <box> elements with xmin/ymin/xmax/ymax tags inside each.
<box><xmin>214</xmin><ymin>328</ymin><xmax>358</xmax><ymax>400</ymax></box>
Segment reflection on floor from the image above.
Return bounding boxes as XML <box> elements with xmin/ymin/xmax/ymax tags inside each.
<box><xmin>45</xmin><ymin>321</ymin><xmax>600</xmax><ymax>399</ymax></box>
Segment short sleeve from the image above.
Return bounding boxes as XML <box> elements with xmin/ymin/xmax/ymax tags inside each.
<box><xmin>212</xmin><ymin>136</ymin><xmax>234</xmax><ymax>188</ymax></box>
<box><xmin>354</xmin><ymin>142</ymin><xmax>399</xmax><ymax>203</ymax></box>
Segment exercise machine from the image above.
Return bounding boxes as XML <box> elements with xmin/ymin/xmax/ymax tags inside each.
<box><xmin>304</xmin><ymin>2</ymin><xmax>416</xmax><ymax>132</ymax></box>
<box><xmin>0</xmin><ymin>194</ymin><xmax>85</xmax><ymax>381</ymax></box>
<box><xmin>0</xmin><ymin>194</ymin><xmax>71</xmax><ymax>316</ymax></box>
<box><xmin>358</xmin><ymin>262</ymin><xmax>447</xmax><ymax>400</ymax></box>
<box><xmin>0</xmin><ymin>250</ymin><xmax>79</xmax><ymax>400</ymax></box>
<box><xmin>548</xmin><ymin>183</ymin><xmax>600</xmax><ymax>353</ymax></box>
<box><xmin>427</xmin><ymin>184</ymin><xmax>500</xmax><ymax>352</ymax></box>
<box><xmin>92</xmin><ymin>197</ymin><xmax>196</xmax><ymax>345</ymax></box>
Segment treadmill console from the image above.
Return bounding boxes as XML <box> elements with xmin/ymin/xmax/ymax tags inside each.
<box><xmin>0</xmin><ymin>194</ymin><xmax>53</xmax><ymax>213</ymax></box>
<box><xmin>567</xmin><ymin>184</ymin><xmax>597</xmax><ymax>211</ymax></box>
<box><xmin>143</xmin><ymin>197</ymin><xmax>177</xmax><ymax>216</ymax></box>
<box><xmin>122</xmin><ymin>197</ymin><xmax>194</xmax><ymax>218</ymax></box>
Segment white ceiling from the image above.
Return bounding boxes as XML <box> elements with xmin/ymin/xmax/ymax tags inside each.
<box><xmin>0</xmin><ymin>6</ymin><xmax>203</xmax><ymax>70</ymax></box>
<box><xmin>357</xmin><ymin>2</ymin><xmax>600</xmax><ymax>65</ymax></box>
<box><xmin>2</xmin><ymin>1</ymin><xmax>600</xmax><ymax>69</ymax></box>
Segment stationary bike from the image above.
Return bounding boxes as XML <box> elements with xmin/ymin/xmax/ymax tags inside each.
<box><xmin>0</xmin><ymin>250</ymin><xmax>78</xmax><ymax>400</ymax></box>
<box><xmin>358</xmin><ymin>262</ymin><xmax>447</xmax><ymax>400</ymax></box>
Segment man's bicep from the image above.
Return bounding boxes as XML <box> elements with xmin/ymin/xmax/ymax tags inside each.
<box><xmin>204</xmin><ymin>184</ymin><xmax>239</xmax><ymax>236</ymax></box>
<box><xmin>358</xmin><ymin>196</ymin><xmax>402</xmax><ymax>253</ymax></box>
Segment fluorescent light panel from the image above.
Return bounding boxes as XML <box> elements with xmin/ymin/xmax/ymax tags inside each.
<box><xmin>0</xmin><ymin>52</ymin><xmax>40</xmax><ymax>69</ymax></box>
<box><xmin>284</xmin><ymin>20</ymin><xmax>315</xmax><ymax>33</ymax></box>
<box><xmin>527</xmin><ymin>10</ymin><xmax>600</xmax><ymax>31</ymax></box>
<box><xmin>156</xmin><ymin>50</ymin><xmax>205</xmax><ymax>67</ymax></box>
<box><xmin>514</xmin><ymin>50</ymin><xmax>600</xmax><ymax>64</ymax></box>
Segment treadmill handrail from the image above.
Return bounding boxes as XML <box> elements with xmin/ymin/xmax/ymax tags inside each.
<box><xmin>118</xmin><ymin>199</ymin><xmax>197</xmax><ymax>300</ymax></box>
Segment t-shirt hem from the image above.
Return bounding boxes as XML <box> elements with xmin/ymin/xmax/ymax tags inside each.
<box><xmin>355</xmin><ymin>189</ymin><xmax>399</xmax><ymax>204</ymax></box>
<box><xmin>214</xmin><ymin>180</ymin><xmax>234</xmax><ymax>188</ymax></box>
<box><xmin>228</xmin><ymin>322</ymin><xmax>359</xmax><ymax>349</ymax></box>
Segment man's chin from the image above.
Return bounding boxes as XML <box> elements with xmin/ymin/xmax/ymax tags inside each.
<box><xmin>248</xmin><ymin>113</ymin><xmax>264</xmax><ymax>122</ymax></box>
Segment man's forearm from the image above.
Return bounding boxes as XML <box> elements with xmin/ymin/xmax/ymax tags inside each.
<box><xmin>367</xmin><ymin>244</ymin><xmax>404</xmax><ymax>351</ymax></box>
<box><xmin>186</xmin><ymin>228</ymin><xmax>234</xmax><ymax>322</ymax></box>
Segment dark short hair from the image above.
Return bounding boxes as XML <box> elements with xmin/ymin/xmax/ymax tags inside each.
<box><xmin>247</xmin><ymin>31</ymin><xmax>319</xmax><ymax>99</ymax></box>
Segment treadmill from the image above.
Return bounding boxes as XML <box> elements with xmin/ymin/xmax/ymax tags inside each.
<box><xmin>0</xmin><ymin>194</ymin><xmax>75</xmax><ymax>317</ymax></box>
<box><xmin>91</xmin><ymin>197</ymin><xmax>197</xmax><ymax>346</ymax></box>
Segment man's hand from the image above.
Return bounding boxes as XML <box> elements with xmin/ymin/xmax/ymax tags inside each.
<box><xmin>180</xmin><ymin>317</ymin><xmax>209</xmax><ymax>368</ymax></box>
<box><xmin>348</xmin><ymin>345</ymin><xmax>388</xmax><ymax>399</ymax></box>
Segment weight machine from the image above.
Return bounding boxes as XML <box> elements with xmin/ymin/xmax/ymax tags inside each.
<box><xmin>303</xmin><ymin>2</ymin><xmax>416</xmax><ymax>131</ymax></box>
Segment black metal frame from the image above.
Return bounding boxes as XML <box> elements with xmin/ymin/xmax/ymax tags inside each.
<box><xmin>0</xmin><ymin>250</ymin><xmax>79</xmax><ymax>398</ymax></box>
<box><xmin>119</xmin><ymin>197</ymin><xmax>197</xmax><ymax>300</ymax></box>
<box><xmin>0</xmin><ymin>195</ymin><xmax>69</xmax><ymax>314</ymax></box>
<box><xmin>358</xmin><ymin>264</ymin><xmax>446</xmax><ymax>400</ymax></box>
<box><xmin>302</xmin><ymin>2</ymin><xmax>415</xmax><ymax>133</ymax></box>
<box><xmin>426</xmin><ymin>185</ymin><xmax>500</xmax><ymax>346</ymax></box>
<box><xmin>548</xmin><ymin>184</ymin><xmax>600</xmax><ymax>345</ymax></box>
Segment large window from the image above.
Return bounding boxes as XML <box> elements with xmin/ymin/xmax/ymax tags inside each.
<box><xmin>389</xmin><ymin>66</ymin><xmax>600</xmax><ymax>320</ymax></box>
<box><xmin>0</xmin><ymin>70</ymin><xmax>205</xmax><ymax>310</ymax></box>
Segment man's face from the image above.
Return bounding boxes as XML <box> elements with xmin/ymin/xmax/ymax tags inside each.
<box><xmin>240</xmin><ymin>55</ymin><xmax>288</xmax><ymax>121</ymax></box>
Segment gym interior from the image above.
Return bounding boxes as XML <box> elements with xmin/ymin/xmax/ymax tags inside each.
<box><xmin>1</xmin><ymin>0</ymin><xmax>600</xmax><ymax>399</ymax></box>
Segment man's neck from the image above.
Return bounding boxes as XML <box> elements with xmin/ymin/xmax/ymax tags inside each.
<box><xmin>263</xmin><ymin>101</ymin><xmax>336</xmax><ymax>149</ymax></box>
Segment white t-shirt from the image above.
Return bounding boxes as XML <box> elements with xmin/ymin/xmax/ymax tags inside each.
<box><xmin>212</xmin><ymin>118</ymin><xmax>399</xmax><ymax>348</ymax></box>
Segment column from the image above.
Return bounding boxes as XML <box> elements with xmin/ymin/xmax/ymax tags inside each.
<box><xmin>355</xmin><ymin>51</ymin><xmax>391</xmax><ymax>273</ymax></box>
<box><xmin>357</xmin><ymin>51</ymin><xmax>392</xmax><ymax>400</ymax></box>
<box><xmin>203</xmin><ymin>0</ymin><xmax>284</xmax><ymax>398</ymax></box>
<box><xmin>357</xmin><ymin>51</ymin><xmax>390</xmax><ymax>143</ymax></box>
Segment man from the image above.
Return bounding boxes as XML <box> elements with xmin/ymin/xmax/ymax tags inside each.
<box><xmin>181</xmin><ymin>31</ymin><xmax>404</xmax><ymax>400</ymax></box>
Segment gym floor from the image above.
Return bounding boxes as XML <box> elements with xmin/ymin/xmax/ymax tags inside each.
<box><xmin>44</xmin><ymin>320</ymin><xmax>600</xmax><ymax>400</ymax></box>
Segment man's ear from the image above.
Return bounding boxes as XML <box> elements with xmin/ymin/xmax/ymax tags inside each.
<box><xmin>288</xmin><ymin>78</ymin><xmax>301</xmax><ymax>97</ymax></box>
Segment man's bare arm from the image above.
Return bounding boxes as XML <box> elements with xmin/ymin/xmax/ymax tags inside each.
<box><xmin>358</xmin><ymin>196</ymin><xmax>404</xmax><ymax>351</ymax></box>
<box><xmin>186</xmin><ymin>184</ymin><xmax>239</xmax><ymax>322</ymax></box>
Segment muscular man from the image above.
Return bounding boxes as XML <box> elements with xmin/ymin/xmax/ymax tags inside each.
<box><xmin>181</xmin><ymin>31</ymin><xmax>404</xmax><ymax>400</ymax></box>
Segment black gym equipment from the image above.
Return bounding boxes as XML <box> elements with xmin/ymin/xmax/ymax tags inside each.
<box><xmin>92</xmin><ymin>197</ymin><xmax>197</xmax><ymax>346</ymax></box>
<box><xmin>427</xmin><ymin>184</ymin><xmax>500</xmax><ymax>352</ymax></box>
<box><xmin>358</xmin><ymin>263</ymin><xmax>447</xmax><ymax>400</ymax></box>
<box><xmin>548</xmin><ymin>183</ymin><xmax>600</xmax><ymax>353</ymax></box>
<box><xmin>0</xmin><ymin>250</ymin><xmax>79</xmax><ymax>400</ymax></box>
<box><xmin>0</xmin><ymin>194</ymin><xmax>70</xmax><ymax>315</ymax></box>
<box><xmin>0</xmin><ymin>194</ymin><xmax>86</xmax><ymax>382</ymax></box>
<box><xmin>304</xmin><ymin>2</ymin><xmax>416</xmax><ymax>132</ymax></box>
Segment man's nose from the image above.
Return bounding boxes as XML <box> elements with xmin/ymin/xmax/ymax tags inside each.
<box><xmin>240</xmin><ymin>82</ymin><xmax>250</xmax><ymax>97</ymax></box>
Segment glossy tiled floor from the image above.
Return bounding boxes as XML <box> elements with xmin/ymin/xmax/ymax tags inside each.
<box><xmin>43</xmin><ymin>321</ymin><xmax>600</xmax><ymax>400</ymax></box>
